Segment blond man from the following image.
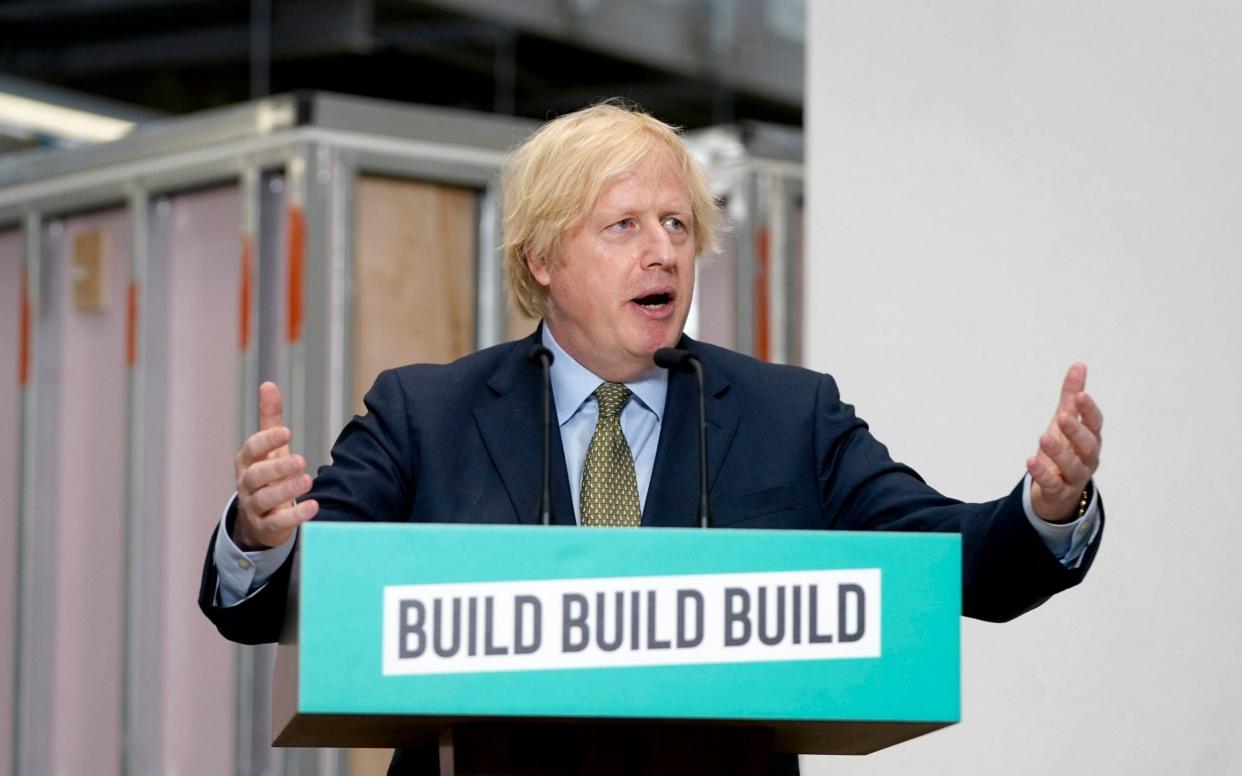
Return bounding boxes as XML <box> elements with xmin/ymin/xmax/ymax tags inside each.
<box><xmin>202</xmin><ymin>101</ymin><xmax>1104</xmax><ymax>775</ymax></box>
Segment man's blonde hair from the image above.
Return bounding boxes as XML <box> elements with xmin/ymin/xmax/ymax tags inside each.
<box><xmin>501</xmin><ymin>100</ymin><xmax>722</xmax><ymax>319</ymax></box>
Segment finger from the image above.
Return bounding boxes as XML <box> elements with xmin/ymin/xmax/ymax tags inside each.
<box><xmin>235</xmin><ymin>426</ymin><xmax>292</xmax><ymax>468</ymax></box>
<box><xmin>250</xmin><ymin>472</ymin><xmax>313</xmax><ymax>515</ymax></box>
<box><xmin>258</xmin><ymin>499</ymin><xmax>320</xmax><ymax>536</ymax></box>
<box><xmin>249</xmin><ymin>472</ymin><xmax>313</xmax><ymax>515</ymax></box>
<box><xmin>1040</xmin><ymin>433</ymin><xmax>1090</xmax><ymax>487</ymax></box>
<box><xmin>1057</xmin><ymin>413</ymin><xmax>1100</xmax><ymax>470</ymax></box>
<box><xmin>1057</xmin><ymin>363</ymin><xmax>1087</xmax><ymax>415</ymax></box>
<box><xmin>259</xmin><ymin>381</ymin><xmax>284</xmax><ymax>432</ymax></box>
<box><xmin>1077</xmin><ymin>391</ymin><xmax>1104</xmax><ymax>436</ymax></box>
<box><xmin>1026</xmin><ymin>454</ymin><xmax>1068</xmax><ymax>497</ymax></box>
<box><xmin>240</xmin><ymin>454</ymin><xmax>306</xmax><ymax>495</ymax></box>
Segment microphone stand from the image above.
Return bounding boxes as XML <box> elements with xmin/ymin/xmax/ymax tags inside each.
<box><xmin>527</xmin><ymin>344</ymin><xmax>555</xmax><ymax>525</ymax></box>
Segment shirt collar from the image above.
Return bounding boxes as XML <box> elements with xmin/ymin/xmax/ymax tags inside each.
<box><xmin>542</xmin><ymin>324</ymin><xmax>668</xmax><ymax>425</ymax></box>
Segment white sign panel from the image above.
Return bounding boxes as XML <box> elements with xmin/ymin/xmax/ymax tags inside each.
<box><xmin>382</xmin><ymin>569</ymin><xmax>881</xmax><ymax>676</ymax></box>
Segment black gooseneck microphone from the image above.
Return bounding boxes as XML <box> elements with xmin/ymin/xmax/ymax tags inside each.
<box><xmin>526</xmin><ymin>343</ymin><xmax>555</xmax><ymax>526</ymax></box>
<box><xmin>653</xmin><ymin>348</ymin><xmax>712</xmax><ymax>528</ymax></box>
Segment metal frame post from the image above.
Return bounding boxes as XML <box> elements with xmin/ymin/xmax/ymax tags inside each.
<box><xmin>763</xmin><ymin>171</ymin><xmax>788</xmax><ymax>365</ymax></box>
<box><xmin>122</xmin><ymin>183</ymin><xmax>159</xmax><ymax>776</ymax></box>
<box><xmin>14</xmin><ymin>211</ymin><xmax>55</xmax><ymax>776</ymax></box>
<box><xmin>732</xmin><ymin>171</ymin><xmax>760</xmax><ymax>357</ymax></box>
<box><xmin>11</xmin><ymin>210</ymin><xmax>38</xmax><ymax>776</ymax></box>
<box><xmin>475</xmin><ymin>181</ymin><xmax>505</xmax><ymax>349</ymax></box>
<box><xmin>324</xmin><ymin>147</ymin><xmax>355</xmax><ymax>445</ymax></box>
<box><xmin>235</xmin><ymin>164</ymin><xmax>262</xmax><ymax>776</ymax></box>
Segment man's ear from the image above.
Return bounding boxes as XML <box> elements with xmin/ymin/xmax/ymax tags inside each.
<box><xmin>525</xmin><ymin>250</ymin><xmax>552</xmax><ymax>287</ymax></box>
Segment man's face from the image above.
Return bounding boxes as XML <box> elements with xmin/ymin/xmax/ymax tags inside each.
<box><xmin>529</xmin><ymin>152</ymin><xmax>696</xmax><ymax>382</ymax></box>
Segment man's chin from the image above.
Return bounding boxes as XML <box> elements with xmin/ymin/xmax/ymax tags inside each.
<box><xmin>630</xmin><ymin>335</ymin><xmax>682</xmax><ymax>369</ymax></box>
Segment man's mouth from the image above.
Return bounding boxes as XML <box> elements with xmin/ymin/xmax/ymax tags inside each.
<box><xmin>632</xmin><ymin>291</ymin><xmax>673</xmax><ymax>309</ymax></box>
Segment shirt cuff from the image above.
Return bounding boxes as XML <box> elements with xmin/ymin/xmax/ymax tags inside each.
<box><xmin>212</xmin><ymin>493</ymin><xmax>296</xmax><ymax>607</ymax></box>
<box><xmin>1021</xmin><ymin>474</ymin><xmax>1101</xmax><ymax>569</ymax></box>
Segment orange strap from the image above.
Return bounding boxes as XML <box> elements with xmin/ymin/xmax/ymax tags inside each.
<box><xmin>126</xmin><ymin>281</ymin><xmax>139</xmax><ymax>367</ymax></box>
<box><xmin>239</xmin><ymin>233</ymin><xmax>254</xmax><ymax>351</ymax></box>
<box><xmin>754</xmin><ymin>227</ymin><xmax>771</xmax><ymax>363</ymax></box>
<box><xmin>19</xmin><ymin>264</ymin><xmax>30</xmax><ymax>386</ymax></box>
<box><xmin>287</xmin><ymin>206</ymin><xmax>304</xmax><ymax>344</ymax></box>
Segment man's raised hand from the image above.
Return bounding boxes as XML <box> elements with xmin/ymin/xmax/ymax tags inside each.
<box><xmin>1027</xmin><ymin>363</ymin><xmax>1104</xmax><ymax>523</ymax></box>
<box><xmin>232</xmin><ymin>381</ymin><xmax>319</xmax><ymax>549</ymax></box>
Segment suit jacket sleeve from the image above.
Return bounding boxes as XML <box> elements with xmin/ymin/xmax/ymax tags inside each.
<box><xmin>812</xmin><ymin>372</ymin><xmax>1102</xmax><ymax>622</ymax></box>
<box><xmin>198</xmin><ymin>369</ymin><xmax>417</xmax><ymax>644</ymax></box>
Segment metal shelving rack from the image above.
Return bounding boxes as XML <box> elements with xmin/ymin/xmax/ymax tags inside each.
<box><xmin>0</xmin><ymin>92</ymin><xmax>804</xmax><ymax>776</ymax></box>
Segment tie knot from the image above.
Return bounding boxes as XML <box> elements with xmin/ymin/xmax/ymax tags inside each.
<box><xmin>593</xmin><ymin>382</ymin><xmax>631</xmax><ymax>419</ymax></box>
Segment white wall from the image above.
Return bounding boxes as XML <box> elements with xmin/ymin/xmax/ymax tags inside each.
<box><xmin>804</xmin><ymin>3</ymin><xmax>1241</xmax><ymax>775</ymax></box>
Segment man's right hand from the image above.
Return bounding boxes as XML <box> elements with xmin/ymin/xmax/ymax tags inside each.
<box><xmin>232</xmin><ymin>381</ymin><xmax>319</xmax><ymax>550</ymax></box>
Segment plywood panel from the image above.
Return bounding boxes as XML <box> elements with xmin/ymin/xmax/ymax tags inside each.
<box><xmin>350</xmin><ymin>177</ymin><xmax>478</xmax><ymax>775</ymax></box>
<box><xmin>349</xmin><ymin>747</ymin><xmax>396</xmax><ymax>776</ymax></box>
<box><xmin>0</xmin><ymin>228</ymin><xmax>22</xmax><ymax>776</ymax></box>
<box><xmin>506</xmin><ymin>294</ymin><xmax>540</xmax><ymax>342</ymax></box>
<box><xmin>156</xmin><ymin>185</ymin><xmax>241</xmax><ymax>776</ymax></box>
<box><xmin>353</xmin><ymin>176</ymin><xmax>478</xmax><ymax>414</ymax></box>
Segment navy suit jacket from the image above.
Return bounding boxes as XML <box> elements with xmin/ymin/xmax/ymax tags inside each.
<box><xmin>200</xmin><ymin>329</ymin><xmax>1100</xmax><ymax>642</ymax></box>
<box><xmin>199</xmin><ymin>330</ymin><xmax>1100</xmax><ymax>775</ymax></box>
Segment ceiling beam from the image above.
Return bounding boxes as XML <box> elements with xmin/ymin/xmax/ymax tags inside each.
<box><xmin>7</xmin><ymin>1</ymin><xmax>375</xmax><ymax>76</ymax></box>
<box><xmin>416</xmin><ymin>0</ymin><xmax>803</xmax><ymax>106</ymax></box>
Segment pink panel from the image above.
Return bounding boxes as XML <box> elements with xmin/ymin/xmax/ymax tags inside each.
<box><xmin>47</xmin><ymin>209</ymin><xmax>129</xmax><ymax>776</ymax></box>
<box><xmin>157</xmin><ymin>185</ymin><xmax>240</xmax><ymax>775</ymax></box>
<box><xmin>0</xmin><ymin>229</ymin><xmax>22</xmax><ymax>776</ymax></box>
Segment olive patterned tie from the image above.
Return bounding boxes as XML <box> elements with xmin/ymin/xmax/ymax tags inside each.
<box><xmin>580</xmin><ymin>383</ymin><xmax>642</xmax><ymax>527</ymax></box>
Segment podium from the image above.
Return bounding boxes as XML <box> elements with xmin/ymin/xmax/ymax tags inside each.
<box><xmin>273</xmin><ymin>523</ymin><xmax>960</xmax><ymax>773</ymax></box>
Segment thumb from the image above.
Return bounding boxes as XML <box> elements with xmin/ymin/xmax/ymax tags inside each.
<box><xmin>258</xmin><ymin>382</ymin><xmax>290</xmax><ymax>459</ymax></box>
<box><xmin>259</xmin><ymin>381</ymin><xmax>284</xmax><ymax>431</ymax></box>
<box><xmin>1057</xmin><ymin>363</ymin><xmax>1087</xmax><ymax>415</ymax></box>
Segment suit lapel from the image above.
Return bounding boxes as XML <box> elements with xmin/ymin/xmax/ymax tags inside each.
<box><xmin>644</xmin><ymin>338</ymin><xmax>739</xmax><ymax>528</ymax></box>
<box><xmin>473</xmin><ymin>332</ymin><xmax>576</xmax><ymax>526</ymax></box>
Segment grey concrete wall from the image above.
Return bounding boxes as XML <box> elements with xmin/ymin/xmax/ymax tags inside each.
<box><xmin>803</xmin><ymin>3</ymin><xmax>1242</xmax><ymax>774</ymax></box>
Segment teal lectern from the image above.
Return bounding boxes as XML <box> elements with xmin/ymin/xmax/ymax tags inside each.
<box><xmin>273</xmin><ymin>523</ymin><xmax>961</xmax><ymax>774</ymax></box>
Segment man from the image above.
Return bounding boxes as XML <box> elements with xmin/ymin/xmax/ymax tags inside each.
<box><xmin>201</xmin><ymin>102</ymin><xmax>1103</xmax><ymax>772</ymax></box>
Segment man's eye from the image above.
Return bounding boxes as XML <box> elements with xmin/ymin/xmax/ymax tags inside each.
<box><xmin>610</xmin><ymin>218</ymin><xmax>635</xmax><ymax>231</ymax></box>
<box><xmin>663</xmin><ymin>217</ymin><xmax>686</xmax><ymax>231</ymax></box>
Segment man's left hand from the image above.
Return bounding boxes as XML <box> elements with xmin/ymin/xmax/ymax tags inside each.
<box><xmin>1027</xmin><ymin>363</ymin><xmax>1104</xmax><ymax>523</ymax></box>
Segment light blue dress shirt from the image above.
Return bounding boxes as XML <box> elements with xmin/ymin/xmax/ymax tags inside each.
<box><xmin>542</xmin><ymin>325</ymin><xmax>666</xmax><ymax>522</ymax></box>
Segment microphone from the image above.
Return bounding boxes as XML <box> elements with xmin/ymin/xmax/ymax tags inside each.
<box><xmin>526</xmin><ymin>343</ymin><xmax>555</xmax><ymax>526</ymax></box>
<box><xmin>653</xmin><ymin>348</ymin><xmax>712</xmax><ymax>528</ymax></box>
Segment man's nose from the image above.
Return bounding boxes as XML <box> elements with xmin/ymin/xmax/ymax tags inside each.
<box><xmin>640</xmin><ymin>222</ymin><xmax>675</xmax><ymax>268</ymax></box>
